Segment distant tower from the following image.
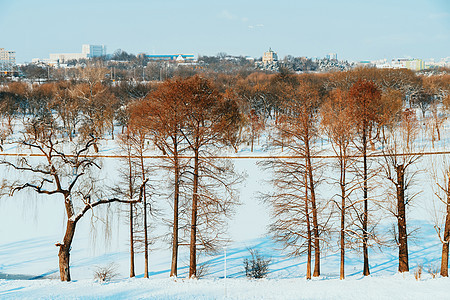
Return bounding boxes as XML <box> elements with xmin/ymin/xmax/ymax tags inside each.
<box><xmin>263</xmin><ymin>48</ymin><xmax>278</xmax><ymax>64</ymax></box>
<box><xmin>326</xmin><ymin>53</ymin><xmax>337</xmax><ymax>60</ymax></box>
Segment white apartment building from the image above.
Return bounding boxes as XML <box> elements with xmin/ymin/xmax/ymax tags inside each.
<box><xmin>0</xmin><ymin>48</ymin><xmax>16</xmax><ymax>71</ymax></box>
<box><xmin>49</xmin><ymin>52</ymin><xmax>89</xmax><ymax>62</ymax></box>
<box><xmin>369</xmin><ymin>58</ymin><xmax>427</xmax><ymax>70</ymax></box>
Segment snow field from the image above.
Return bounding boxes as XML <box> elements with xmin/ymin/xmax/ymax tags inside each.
<box><xmin>1</xmin><ymin>112</ymin><xmax>450</xmax><ymax>298</ymax></box>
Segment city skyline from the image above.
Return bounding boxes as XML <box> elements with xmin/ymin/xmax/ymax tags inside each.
<box><xmin>1</xmin><ymin>0</ymin><xmax>449</xmax><ymax>63</ymax></box>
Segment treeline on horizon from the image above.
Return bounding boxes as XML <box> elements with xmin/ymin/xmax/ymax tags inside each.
<box><xmin>12</xmin><ymin>48</ymin><xmax>449</xmax><ymax>82</ymax></box>
<box><xmin>0</xmin><ymin>67</ymin><xmax>449</xmax><ymax>282</ymax></box>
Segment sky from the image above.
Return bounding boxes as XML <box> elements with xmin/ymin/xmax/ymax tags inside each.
<box><xmin>0</xmin><ymin>0</ymin><xmax>449</xmax><ymax>63</ymax></box>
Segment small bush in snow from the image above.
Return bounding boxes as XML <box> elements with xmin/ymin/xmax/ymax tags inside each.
<box><xmin>427</xmin><ymin>264</ymin><xmax>439</xmax><ymax>279</ymax></box>
<box><xmin>93</xmin><ymin>263</ymin><xmax>119</xmax><ymax>283</ymax></box>
<box><xmin>244</xmin><ymin>248</ymin><xmax>271</xmax><ymax>279</ymax></box>
<box><xmin>414</xmin><ymin>264</ymin><xmax>423</xmax><ymax>281</ymax></box>
<box><xmin>196</xmin><ymin>261</ymin><xmax>211</xmax><ymax>279</ymax></box>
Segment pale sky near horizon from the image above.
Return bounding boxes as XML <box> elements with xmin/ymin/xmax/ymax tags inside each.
<box><xmin>1</xmin><ymin>0</ymin><xmax>449</xmax><ymax>63</ymax></box>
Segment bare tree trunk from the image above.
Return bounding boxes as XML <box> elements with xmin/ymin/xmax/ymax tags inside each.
<box><xmin>189</xmin><ymin>147</ymin><xmax>199</xmax><ymax>278</ymax></box>
<box><xmin>362</xmin><ymin>127</ymin><xmax>370</xmax><ymax>276</ymax></box>
<box><xmin>129</xmin><ymin>202</ymin><xmax>135</xmax><ymax>278</ymax></box>
<box><xmin>58</xmin><ymin>219</ymin><xmax>76</xmax><ymax>281</ymax></box>
<box><xmin>139</xmin><ymin>143</ymin><xmax>149</xmax><ymax>279</ymax></box>
<box><xmin>441</xmin><ymin>177</ymin><xmax>450</xmax><ymax>277</ymax></box>
<box><xmin>396</xmin><ymin>165</ymin><xmax>409</xmax><ymax>272</ymax></box>
<box><xmin>111</xmin><ymin>123</ymin><xmax>115</xmax><ymax>140</ymax></box>
<box><xmin>441</xmin><ymin>214</ymin><xmax>450</xmax><ymax>276</ymax></box>
<box><xmin>143</xmin><ymin>188</ymin><xmax>149</xmax><ymax>278</ymax></box>
<box><xmin>57</xmin><ymin>196</ymin><xmax>78</xmax><ymax>282</ymax></box>
<box><xmin>128</xmin><ymin>147</ymin><xmax>136</xmax><ymax>278</ymax></box>
<box><xmin>436</xmin><ymin>121</ymin><xmax>441</xmax><ymax>141</ymax></box>
<box><xmin>170</xmin><ymin>145</ymin><xmax>180</xmax><ymax>277</ymax></box>
<box><xmin>306</xmin><ymin>138</ymin><xmax>320</xmax><ymax>277</ymax></box>
<box><xmin>340</xmin><ymin>159</ymin><xmax>346</xmax><ymax>280</ymax></box>
<box><xmin>304</xmin><ymin>169</ymin><xmax>312</xmax><ymax>280</ymax></box>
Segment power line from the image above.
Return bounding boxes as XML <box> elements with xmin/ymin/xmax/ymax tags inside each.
<box><xmin>0</xmin><ymin>151</ymin><xmax>447</xmax><ymax>159</ymax></box>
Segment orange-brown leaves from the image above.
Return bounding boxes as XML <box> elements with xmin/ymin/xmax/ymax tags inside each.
<box><xmin>130</xmin><ymin>75</ymin><xmax>241</xmax><ymax>151</ymax></box>
<box><xmin>321</xmin><ymin>89</ymin><xmax>355</xmax><ymax>147</ymax></box>
<box><xmin>348</xmin><ymin>79</ymin><xmax>382</xmax><ymax>131</ymax></box>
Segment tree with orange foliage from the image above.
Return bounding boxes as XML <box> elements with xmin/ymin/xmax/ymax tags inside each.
<box><xmin>321</xmin><ymin>88</ymin><xmax>358</xmax><ymax>279</ymax></box>
<box><xmin>130</xmin><ymin>78</ymin><xmax>189</xmax><ymax>277</ymax></box>
<box><xmin>180</xmin><ymin>76</ymin><xmax>242</xmax><ymax>278</ymax></box>
<box><xmin>267</xmin><ymin>79</ymin><xmax>324</xmax><ymax>278</ymax></box>
<box><xmin>348</xmin><ymin>79</ymin><xmax>382</xmax><ymax>276</ymax></box>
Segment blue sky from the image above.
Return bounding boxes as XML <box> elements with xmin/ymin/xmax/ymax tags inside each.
<box><xmin>1</xmin><ymin>0</ymin><xmax>449</xmax><ymax>63</ymax></box>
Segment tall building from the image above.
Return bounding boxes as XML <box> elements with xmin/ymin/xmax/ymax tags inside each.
<box><xmin>0</xmin><ymin>48</ymin><xmax>16</xmax><ymax>71</ymax></box>
<box><xmin>262</xmin><ymin>48</ymin><xmax>278</xmax><ymax>64</ymax></box>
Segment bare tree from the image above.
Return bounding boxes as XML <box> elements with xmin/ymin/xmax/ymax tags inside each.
<box><xmin>1</xmin><ymin>116</ymin><xmax>146</xmax><ymax>281</ymax></box>
<box><xmin>248</xmin><ymin>109</ymin><xmax>264</xmax><ymax>152</ymax></box>
<box><xmin>112</xmin><ymin>131</ymin><xmax>142</xmax><ymax>278</ymax></box>
<box><xmin>380</xmin><ymin>109</ymin><xmax>422</xmax><ymax>273</ymax></box>
<box><xmin>260</xmin><ymin>156</ymin><xmax>314</xmax><ymax>279</ymax></box>
<box><xmin>431</xmin><ymin>158</ymin><xmax>450</xmax><ymax>277</ymax></box>
<box><xmin>49</xmin><ymin>81</ymin><xmax>81</xmax><ymax>142</ymax></box>
<box><xmin>129</xmin><ymin>125</ymin><xmax>153</xmax><ymax>278</ymax></box>
<box><xmin>411</xmin><ymin>89</ymin><xmax>434</xmax><ymax>120</ymax></box>
<box><xmin>430</xmin><ymin>97</ymin><xmax>450</xmax><ymax>277</ymax></box>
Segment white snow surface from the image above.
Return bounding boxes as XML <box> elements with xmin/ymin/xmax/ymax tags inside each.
<box><xmin>1</xmin><ymin>276</ymin><xmax>449</xmax><ymax>300</ymax></box>
<box><xmin>1</xmin><ymin>114</ymin><xmax>450</xmax><ymax>299</ymax></box>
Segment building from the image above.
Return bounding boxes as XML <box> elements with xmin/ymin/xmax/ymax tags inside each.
<box><xmin>0</xmin><ymin>48</ymin><xmax>16</xmax><ymax>71</ymax></box>
<box><xmin>143</xmin><ymin>54</ymin><xmax>195</xmax><ymax>62</ymax></box>
<box><xmin>49</xmin><ymin>44</ymin><xmax>106</xmax><ymax>63</ymax></box>
<box><xmin>391</xmin><ymin>58</ymin><xmax>425</xmax><ymax>71</ymax></box>
<box><xmin>326</xmin><ymin>53</ymin><xmax>337</xmax><ymax>60</ymax></box>
<box><xmin>262</xmin><ymin>48</ymin><xmax>278</xmax><ymax>64</ymax></box>
<box><xmin>404</xmin><ymin>59</ymin><xmax>425</xmax><ymax>71</ymax></box>
<box><xmin>360</xmin><ymin>58</ymin><xmax>428</xmax><ymax>70</ymax></box>
<box><xmin>356</xmin><ymin>61</ymin><xmax>374</xmax><ymax>67</ymax></box>
<box><xmin>82</xmin><ymin>44</ymin><xmax>107</xmax><ymax>58</ymax></box>
<box><xmin>49</xmin><ymin>52</ymin><xmax>89</xmax><ymax>63</ymax></box>
<box><xmin>425</xmin><ymin>57</ymin><xmax>450</xmax><ymax>69</ymax></box>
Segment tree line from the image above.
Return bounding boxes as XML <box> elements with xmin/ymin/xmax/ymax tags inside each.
<box><xmin>0</xmin><ymin>67</ymin><xmax>449</xmax><ymax>282</ymax></box>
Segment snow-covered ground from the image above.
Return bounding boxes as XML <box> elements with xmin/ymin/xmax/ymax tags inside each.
<box><xmin>2</xmin><ymin>275</ymin><xmax>449</xmax><ymax>300</ymax></box>
<box><xmin>1</xmin><ymin>115</ymin><xmax>450</xmax><ymax>299</ymax></box>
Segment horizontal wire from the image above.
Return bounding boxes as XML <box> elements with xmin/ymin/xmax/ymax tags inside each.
<box><xmin>0</xmin><ymin>151</ymin><xmax>447</xmax><ymax>159</ymax></box>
